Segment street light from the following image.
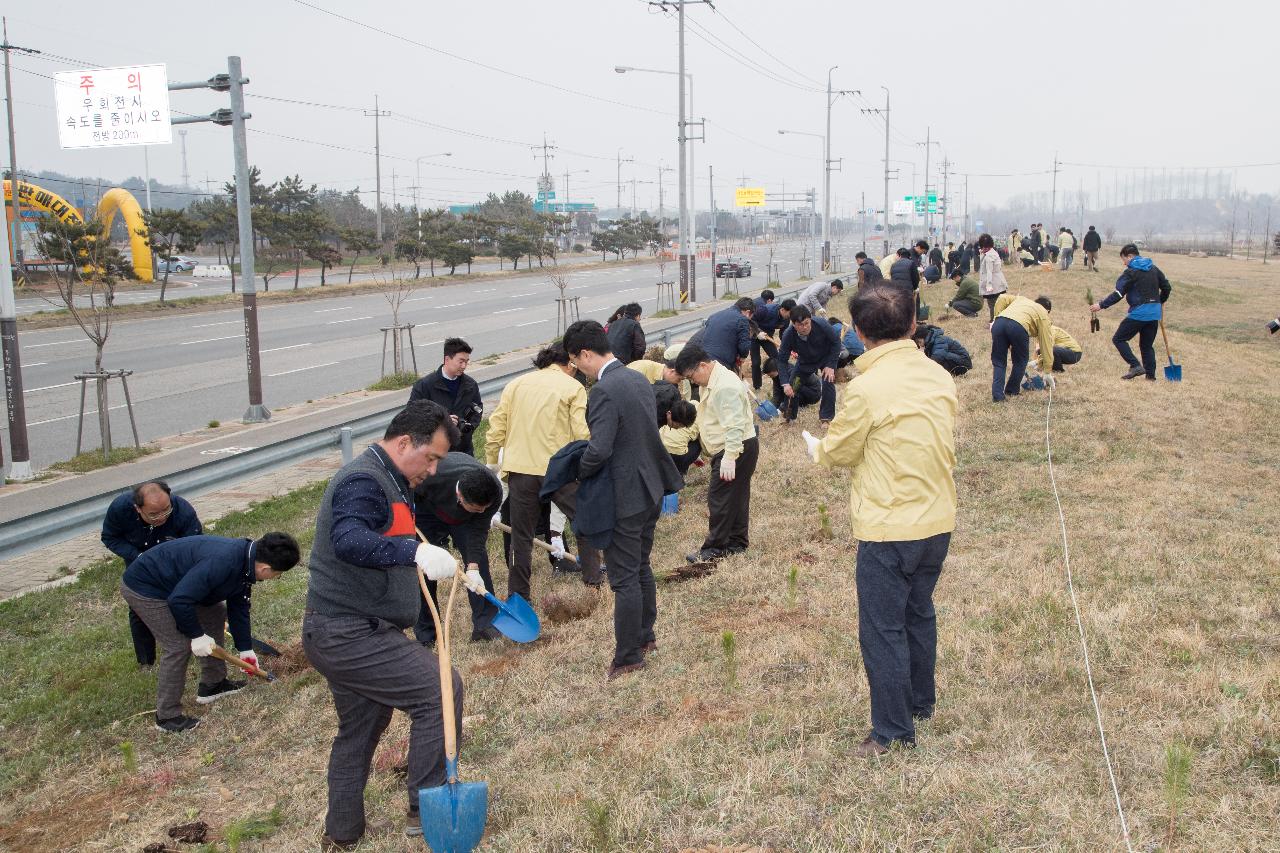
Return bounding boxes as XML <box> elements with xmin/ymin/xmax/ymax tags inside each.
<box><xmin>615</xmin><ymin>64</ymin><xmax>697</xmax><ymax>302</ymax></box>
<box><xmin>778</xmin><ymin>129</ymin><xmax>824</xmax><ymax>277</ymax></box>
<box><xmin>413</xmin><ymin>151</ymin><xmax>453</xmax><ymax>219</ymax></box>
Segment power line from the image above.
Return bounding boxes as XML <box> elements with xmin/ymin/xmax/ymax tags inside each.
<box><xmin>682</xmin><ymin>14</ymin><xmax>823</xmax><ymax>93</ymax></box>
<box><xmin>289</xmin><ymin>0</ymin><xmax>672</xmax><ymax>117</ymax></box>
<box><xmin>708</xmin><ymin>7</ymin><xmax>824</xmax><ymax>88</ymax></box>
<box><xmin>1062</xmin><ymin>159</ymin><xmax>1280</xmax><ymax>171</ymax></box>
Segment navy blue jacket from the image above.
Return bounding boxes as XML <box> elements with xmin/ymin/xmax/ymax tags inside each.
<box><xmin>920</xmin><ymin>326</ymin><xmax>973</xmax><ymax>376</ymax></box>
<box><xmin>541</xmin><ymin>440</ymin><xmax>615</xmax><ymax>550</ymax></box>
<box><xmin>752</xmin><ymin>299</ymin><xmax>788</xmax><ymax>336</ymax></box>
<box><xmin>699</xmin><ymin>306</ymin><xmax>751</xmax><ymax>369</ymax></box>
<box><xmin>330</xmin><ymin>444</ymin><xmax>420</xmax><ymax>568</ymax></box>
<box><xmin>777</xmin><ymin>319</ymin><xmax>844</xmax><ymax>383</ymax></box>
<box><xmin>123</xmin><ymin>535</ymin><xmax>257</xmax><ymax>649</ymax></box>
<box><xmin>101</xmin><ymin>491</ymin><xmax>202</xmax><ymax>566</ymax></box>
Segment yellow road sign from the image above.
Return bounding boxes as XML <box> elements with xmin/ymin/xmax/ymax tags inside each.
<box><xmin>734</xmin><ymin>187</ymin><xmax>766</xmax><ymax>207</ymax></box>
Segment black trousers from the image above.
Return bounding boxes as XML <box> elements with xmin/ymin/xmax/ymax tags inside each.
<box><xmin>507</xmin><ymin>473</ymin><xmax>601</xmax><ymax>595</ymax></box>
<box><xmin>855</xmin><ymin>533</ymin><xmax>951</xmax><ymax>747</ymax></box>
<box><xmin>1052</xmin><ymin>346</ymin><xmax>1082</xmax><ymax>372</ymax></box>
<box><xmin>983</xmin><ymin>294</ymin><xmax>1000</xmax><ymax>320</ymax></box>
<box><xmin>413</xmin><ymin>515</ymin><xmax>499</xmax><ymax>645</ymax></box>
<box><xmin>303</xmin><ymin>611</ymin><xmax>462</xmax><ymax>843</ymax></box>
<box><xmin>750</xmin><ymin>336</ymin><xmax>779</xmax><ymax>390</ymax></box>
<box><xmin>605</xmin><ymin>504</ymin><xmax>660</xmax><ymax>668</ymax></box>
<box><xmin>670</xmin><ymin>438</ymin><xmax>703</xmax><ymax>476</ymax></box>
<box><xmin>702</xmin><ymin>434</ymin><xmax>760</xmax><ymax>554</ymax></box>
<box><xmin>128</xmin><ymin>605</ymin><xmax>157</xmax><ymax>665</ymax></box>
<box><xmin>1113</xmin><ymin>317</ymin><xmax>1158</xmax><ymax>378</ymax></box>
<box><xmin>990</xmin><ymin>316</ymin><xmax>1029</xmax><ymax>401</ymax></box>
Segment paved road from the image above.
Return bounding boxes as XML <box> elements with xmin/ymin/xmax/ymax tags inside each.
<box><xmin>5</xmin><ymin>239</ymin><xmax>850</xmax><ymax>470</ymax></box>
<box><xmin>14</xmin><ymin>249</ymin><xmax>634</xmax><ymax>316</ymax></box>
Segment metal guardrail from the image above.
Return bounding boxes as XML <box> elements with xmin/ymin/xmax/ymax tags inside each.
<box><xmin>0</xmin><ymin>301</ymin><xmax>786</xmax><ymax>562</ymax></box>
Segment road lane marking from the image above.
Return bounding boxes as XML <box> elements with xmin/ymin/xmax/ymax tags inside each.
<box><xmin>180</xmin><ymin>334</ymin><xmax>243</xmax><ymax>345</ymax></box>
<box><xmin>325</xmin><ymin>315</ymin><xmax>373</xmax><ymax>324</ymax></box>
<box><xmin>23</xmin><ymin>339</ymin><xmax>81</xmax><ymax>348</ymax></box>
<box><xmin>267</xmin><ymin>361</ymin><xmax>339</xmax><ymax>377</ymax></box>
<box><xmin>416</xmin><ymin>339</ymin><xmax>444</xmax><ymax>348</ymax></box>
<box><xmin>30</xmin><ymin>403</ymin><xmax>126</xmax><ymax>426</ymax></box>
<box><xmin>261</xmin><ymin>343</ymin><xmax>312</xmax><ymax>353</ymax></box>
<box><xmin>190</xmin><ymin>320</ymin><xmax>240</xmax><ymax>328</ymax></box>
<box><xmin>23</xmin><ymin>381</ymin><xmax>77</xmax><ymax>394</ymax></box>
<box><xmin>435</xmin><ymin>303</ymin><xmax>462</xmax><ymax>309</ymax></box>
<box><xmin>493</xmin><ymin>307</ymin><xmax>522</xmax><ymax>314</ymax></box>
<box><xmin>313</xmin><ymin>306</ymin><xmax>353</xmax><ymax>313</ymax></box>
<box><xmin>24</xmin><ymin>362</ymin><xmax>47</xmax><ymax>367</ymax></box>
<box><xmin>516</xmin><ymin>320</ymin><xmax>547</xmax><ymax>327</ymax></box>
<box><xmin>508</xmin><ymin>292</ymin><xmax>535</xmax><ymax>298</ymax></box>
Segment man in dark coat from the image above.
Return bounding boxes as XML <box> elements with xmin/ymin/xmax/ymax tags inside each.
<box><xmin>102</xmin><ymin>481</ymin><xmax>204</xmax><ymax>667</ymax></box>
<box><xmin>1082</xmin><ymin>225</ymin><xmax>1103</xmax><ymax>271</ymax></box>
<box><xmin>749</xmin><ymin>291</ymin><xmax>792</xmax><ymax>391</ymax></box>
<box><xmin>605</xmin><ymin>303</ymin><xmax>647</xmax><ymax>364</ymax></box>
<box><xmin>409</xmin><ymin>337</ymin><xmax>483</xmax><ymax>456</ymax></box>
<box><xmin>855</xmin><ymin>251</ymin><xmax>884</xmax><ymax>288</ymax></box>
<box><xmin>889</xmin><ymin>248</ymin><xmax>917</xmax><ymax>289</ymax></box>
<box><xmin>691</xmin><ymin>297</ymin><xmax>754</xmax><ymax>371</ymax></box>
<box><xmin>412</xmin><ymin>452</ymin><xmax>504</xmax><ymax>645</ymax></box>
<box><xmin>776</xmin><ymin>304</ymin><xmax>844</xmax><ymax>423</ymax></box>
<box><xmin>563</xmin><ymin>320</ymin><xmax>683</xmax><ymax>680</ymax></box>
<box><xmin>120</xmin><ymin>532</ymin><xmax>299</xmax><ymax>732</ymax></box>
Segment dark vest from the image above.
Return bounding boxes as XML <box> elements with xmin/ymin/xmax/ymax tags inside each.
<box><xmin>606</xmin><ymin>316</ymin><xmax>640</xmax><ymax>363</ymax></box>
<box><xmin>305</xmin><ymin>448</ymin><xmax>420</xmax><ymax>628</ymax></box>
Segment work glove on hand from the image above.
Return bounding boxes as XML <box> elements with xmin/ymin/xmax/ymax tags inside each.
<box><xmin>463</xmin><ymin>568</ymin><xmax>488</xmax><ymax>596</ymax></box>
<box><xmin>756</xmin><ymin>332</ymin><xmax>770</xmax><ymax>341</ymax></box>
<box><xmin>489</xmin><ymin>512</ymin><xmax>503</xmax><ymax>529</ymax></box>
<box><xmin>415</xmin><ymin>542</ymin><xmax>458</xmax><ymax>581</ymax></box>
<box><xmin>190</xmin><ymin>634</ymin><xmax>217</xmax><ymax>657</ymax></box>
<box><xmin>1044</xmin><ymin>374</ymin><xmax>1056</xmax><ymax>390</ymax></box>
<box><xmin>801</xmin><ymin>429</ymin><xmax>821</xmax><ymax>462</ymax></box>
<box><xmin>719</xmin><ymin>456</ymin><xmax>737</xmax><ymax>482</ymax></box>
<box><xmin>486</xmin><ymin>462</ymin><xmax>501</xmax><ymax>475</ymax></box>
<box><xmin>239</xmin><ymin>650</ymin><xmax>258</xmax><ymax>669</ymax></box>
<box><xmin>549</xmin><ymin>535</ymin><xmax>567</xmax><ymax>559</ymax></box>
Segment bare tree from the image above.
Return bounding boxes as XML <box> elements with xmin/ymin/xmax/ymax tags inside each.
<box><xmin>36</xmin><ymin>216</ymin><xmax>135</xmax><ymax>452</ymax></box>
<box><xmin>375</xmin><ymin>267</ymin><xmax>418</xmax><ymax>375</ymax></box>
<box><xmin>549</xmin><ymin>268</ymin><xmax>579</xmax><ymax>335</ymax></box>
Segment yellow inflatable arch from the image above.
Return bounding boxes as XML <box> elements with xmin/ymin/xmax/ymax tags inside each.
<box><xmin>3</xmin><ymin>179</ymin><xmax>153</xmax><ymax>282</ymax></box>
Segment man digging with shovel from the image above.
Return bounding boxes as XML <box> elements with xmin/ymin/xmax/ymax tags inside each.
<box><xmin>302</xmin><ymin>402</ymin><xmax>483</xmax><ymax>850</ymax></box>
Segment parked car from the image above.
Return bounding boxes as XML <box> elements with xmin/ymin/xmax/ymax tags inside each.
<box><xmin>154</xmin><ymin>256</ymin><xmax>196</xmax><ymax>273</ymax></box>
<box><xmin>715</xmin><ymin>257</ymin><xmax>752</xmax><ymax>278</ymax></box>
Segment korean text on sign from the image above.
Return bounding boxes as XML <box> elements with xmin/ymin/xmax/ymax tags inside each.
<box><xmin>53</xmin><ymin>64</ymin><xmax>172</xmax><ymax>149</ymax></box>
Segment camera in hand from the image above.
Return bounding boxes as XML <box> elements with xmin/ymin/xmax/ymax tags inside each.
<box><xmin>1269</xmin><ymin>318</ymin><xmax>1280</xmax><ymax>334</ymax></box>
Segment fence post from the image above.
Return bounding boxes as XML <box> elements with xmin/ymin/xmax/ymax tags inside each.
<box><xmin>340</xmin><ymin>426</ymin><xmax>353</xmax><ymax>464</ymax></box>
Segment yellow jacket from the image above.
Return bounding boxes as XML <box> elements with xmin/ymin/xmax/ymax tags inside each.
<box><xmin>993</xmin><ymin>293</ymin><xmax>1056</xmax><ymax>372</ymax></box>
<box><xmin>1051</xmin><ymin>325</ymin><xmax>1081</xmax><ymax>352</ymax></box>
<box><xmin>484</xmin><ymin>366</ymin><xmax>589</xmax><ymax>476</ymax></box>
<box><xmin>698</xmin><ymin>362</ymin><xmax>755</xmax><ymax>460</ymax></box>
<box><xmin>628</xmin><ymin>359</ymin><xmax>690</xmax><ymax>400</ymax></box>
<box><xmin>1058</xmin><ymin>231</ymin><xmax>1074</xmax><ymax>249</ymax></box>
<box><xmin>815</xmin><ymin>340</ymin><xmax>957</xmax><ymax>541</ymax></box>
<box><xmin>660</xmin><ymin>399</ymin><xmax>700</xmax><ymax>454</ymax></box>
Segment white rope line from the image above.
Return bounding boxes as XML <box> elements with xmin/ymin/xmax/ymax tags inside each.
<box><xmin>1044</xmin><ymin>385</ymin><xmax>1134</xmax><ymax>851</ymax></box>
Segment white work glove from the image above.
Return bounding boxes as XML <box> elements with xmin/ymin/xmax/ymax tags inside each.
<box><xmin>1044</xmin><ymin>374</ymin><xmax>1056</xmax><ymax>390</ymax></box>
<box><xmin>549</xmin><ymin>535</ymin><xmax>567</xmax><ymax>559</ymax></box>
<box><xmin>720</xmin><ymin>455</ymin><xmax>737</xmax><ymax>482</ymax></box>
<box><xmin>756</xmin><ymin>331</ymin><xmax>770</xmax><ymax>341</ymax></box>
<box><xmin>190</xmin><ymin>634</ymin><xmax>216</xmax><ymax>657</ymax></box>
<box><xmin>801</xmin><ymin>429</ymin><xmax>821</xmax><ymax>461</ymax></box>
<box><xmin>485</xmin><ymin>462</ymin><xmax>501</xmax><ymax>475</ymax></box>
<box><xmin>463</xmin><ymin>568</ymin><xmax>488</xmax><ymax>596</ymax></box>
<box><xmin>239</xmin><ymin>650</ymin><xmax>258</xmax><ymax>669</ymax></box>
<box><xmin>489</xmin><ymin>513</ymin><xmax>502</xmax><ymax>529</ymax></box>
<box><xmin>415</xmin><ymin>542</ymin><xmax>458</xmax><ymax>581</ymax></box>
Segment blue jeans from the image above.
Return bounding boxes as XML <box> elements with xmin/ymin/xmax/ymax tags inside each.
<box><xmin>855</xmin><ymin>532</ymin><xmax>952</xmax><ymax>746</ymax></box>
<box><xmin>990</xmin><ymin>317</ymin><xmax>1029</xmax><ymax>401</ymax></box>
<box><xmin>1113</xmin><ymin>317</ymin><xmax>1158</xmax><ymax>378</ymax></box>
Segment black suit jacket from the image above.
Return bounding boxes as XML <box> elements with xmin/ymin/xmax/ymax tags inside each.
<box><xmin>409</xmin><ymin>367</ymin><xmax>483</xmax><ymax>455</ymax></box>
<box><xmin>578</xmin><ymin>360</ymin><xmax>683</xmax><ymax>519</ymax></box>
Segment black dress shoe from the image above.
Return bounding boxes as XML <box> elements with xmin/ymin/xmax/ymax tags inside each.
<box><xmin>607</xmin><ymin>660</ymin><xmax>647</xmax><ymax>681</ymax></box>
<box><xmin>470</xmin><ymin>626</ymin><xmax>503</xmax><ymax>642</ymax></box>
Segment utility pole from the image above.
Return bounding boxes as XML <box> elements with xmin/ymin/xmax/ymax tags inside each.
<box><xmin>616</xmin><ymin>149</ymin><xmax>634</xmax><ymax>215</ymax></box>
<box><xmin>364</xmin><ymin>95</ymin><xmax>390</xmax><ymax>241</ymax></box>
<box><xmin>822</xmin><ymin>68</ymin><xmax>856</xmax><ymax>271</ymax></box>
<box><xmin>860</xmin><ymin>190</ymin><xmax>866</xmax><ymax>253</ymax></box>
<box><xmin>940</xmin><ymin>157</ymin><xmax>950</xmax><ymax>245</ymax></box>
<box><xmin>179</xmin><ymin>129</ymin><xmax>190</xmax><ymax>188</ymax></box>
<box><xmin>709</xmin><ymin>164</ymin><xmax>717</xmax><ymax>298</ymax></box>
<box><xmin>862</xmin><ymin>86</ymin><xmax>890</xmax><ymax>255</ymax></box>
<box><xmin>916</xmin><ymin>127</ymin><xmax>939</xmax><ymax>240</ymax></box>
<box><xmin>657</xmin><ymin>164</ymin><xmax>674</xmax><ymax>253</ymax></box>
<box><xmin>963</xmin><ymin>174</ymin><xmax>970</xmax><ymax>237</ymax></box>
<box><xmin>1049</xmin><ymin>152</ymin><xmax>1060</xmax><ymax>224</ymax></box>
<box><xmin>2</xmin><ymin>19</ymin><xmax>36</xmax><ymax>271</ymax></box>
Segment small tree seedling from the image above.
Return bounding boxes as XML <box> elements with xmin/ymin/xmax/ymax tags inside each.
<box><xmin>721</xmin><ymin>629</ymin><xmax>738</xmax><ymax>690</ymax></box>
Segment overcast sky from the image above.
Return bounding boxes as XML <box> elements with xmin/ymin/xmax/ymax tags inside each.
<box><xmin>7</xmin><ymin>0</ymin><xmax>1279</xmax><ymax>216</ymax></box>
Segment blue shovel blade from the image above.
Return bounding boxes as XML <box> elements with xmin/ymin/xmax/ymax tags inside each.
<box><xmin>483</xmin><ymin>591</ymin><xmax>541</xmax><ymax>643</ymax></box>
<box><xmin>1165</xmin><ymin>360</ymin><xmax>1182</xmax><ymax>381</ymax></box>
<box><xmin>419</xmin><ymin>778</ymin><xmax>488</xmax><ymax>853</ymax></box>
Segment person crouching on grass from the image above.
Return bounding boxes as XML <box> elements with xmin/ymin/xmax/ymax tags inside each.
<box><xmin>120</xmin><ymin>531</ymin><xmax>301</xmax><ymax>733</ymax></box>
<box><xmin>799</xmin><ymin>284</ymin><xmax>958</xmax><ymax>756</ymax></box>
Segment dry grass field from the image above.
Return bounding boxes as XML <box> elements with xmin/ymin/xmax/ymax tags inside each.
<box><xmin>1</xmin><ymin>251</ymin><xmax>1277</xmax><ymax>852</ymax></box>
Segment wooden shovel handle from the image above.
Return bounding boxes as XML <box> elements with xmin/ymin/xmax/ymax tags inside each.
<box><xmin>1159</xmin><ymin>319</ymin><xmax>1174</xmax><ymax>360</ymax></box>
<box><xmin>492</xmin><ymin>519</ymin><xmax>580</xmax><ymax>564</ymax></box>
<box><xmin>414</xmin><ymin>526</ymin><xmax>462</xmax><ymax>771</ymax></box>
<box><xmin>209</xmin><ymin>644</ymin><xmax>269</xmax><ymax>679</ymax></box>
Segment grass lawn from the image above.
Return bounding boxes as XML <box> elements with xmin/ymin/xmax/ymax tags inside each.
<box><xmin>0</xmin><ymin>252</ymin><xmax>1277</xmax><ymax>850</ymax></box>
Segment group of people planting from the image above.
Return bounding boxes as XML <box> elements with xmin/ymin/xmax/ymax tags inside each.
<box><xmin>101</xmin><ymin>233</ymin><xmax>1170</xmax><ymax>849</ymax></box>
